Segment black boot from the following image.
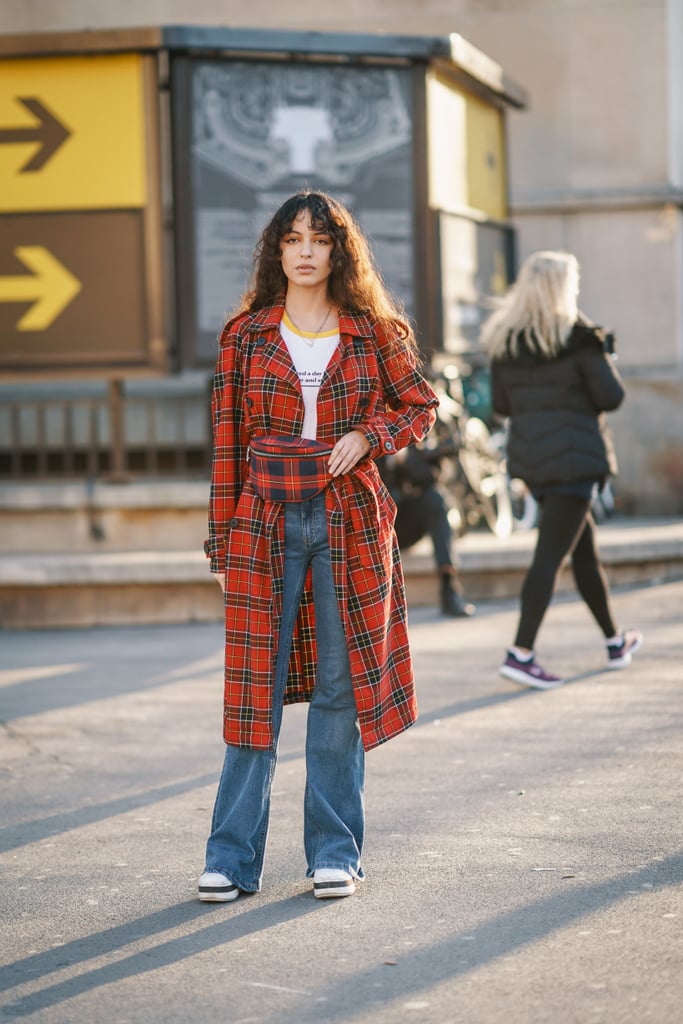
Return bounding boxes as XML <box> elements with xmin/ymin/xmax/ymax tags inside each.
<box><xmin>439</xmin><ymin>574</ymin><xmax>476</xmax><ymax>617</ymax></box>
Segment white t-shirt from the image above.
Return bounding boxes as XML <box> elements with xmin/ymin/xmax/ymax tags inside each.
<box><xmin>280</xmin><ymin>312</ymin><xmax>340</xmax><ymax>439</ymax></box>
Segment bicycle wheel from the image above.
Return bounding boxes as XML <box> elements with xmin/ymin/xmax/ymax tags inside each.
<box><xmin>457</xmin><ymin>418</ymin><xmax>514</xmax><ymax>537</ymax></box>
<box><xmin>478</xmin><ymin>471</ymin><xmax>514</xmax><ymax>538</ymax></box>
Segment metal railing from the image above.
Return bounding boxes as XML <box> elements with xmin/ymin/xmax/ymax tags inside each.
<box><xmin>0</xmin><ymin>381</ymin><xmax>212</xmax><ymax>481</ymax></box>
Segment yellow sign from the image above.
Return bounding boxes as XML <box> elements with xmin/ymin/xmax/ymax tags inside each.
<box><xmin>427</xmin><ymin>71</ymin><xmax>507</xmax><ymax>221</ymax></box>
<box><xmin>465</xmin><ymin>90</ymin><xmax>507</xmax><ymax>222</ymax></box>
<box><xmin>0</xmin><ymin>54</ymin><xmax>146</xmax><ymax>213</ymax></box>
<box><xmin>0</xmin><ymin>246</ymin><xmax>82</xmax><ymax>330</ymax></box>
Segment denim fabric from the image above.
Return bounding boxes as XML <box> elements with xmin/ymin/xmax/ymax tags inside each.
<box><xmin>204</xmin><ymin>493</ymin><xmax>365</xmax><ymax>891</ymax></box>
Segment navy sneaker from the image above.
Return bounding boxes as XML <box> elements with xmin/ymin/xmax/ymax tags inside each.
<box><xmin>607</xmin><ymin>629</ymin><xmax>643</xmax><ymax>669</ymax></box>
<box><xmin>499</xmin><ymin>650</ymin><xmax>564</xmax><ymax>690</ymax></box>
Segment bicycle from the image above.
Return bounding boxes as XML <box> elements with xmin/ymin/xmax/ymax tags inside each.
<box><xmin>430</xmin><ymin>371</ymin><xmax>514</xmax><ymax>539</ymax></box>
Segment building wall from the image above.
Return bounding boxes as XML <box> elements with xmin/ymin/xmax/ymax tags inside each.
<box><xmin>4</xmin><ymin>1</ymin><xmax>679</xmax><ymax>365</ymax></box>
<box><xmin>3</xmin><ymin>0</ymin><xmax>682</xmax><ymax>511</ymax></box>
<box><xmin>452</xmin><ymin>0</ymin><xmax>683</xmax><ymax>512</ymax></box>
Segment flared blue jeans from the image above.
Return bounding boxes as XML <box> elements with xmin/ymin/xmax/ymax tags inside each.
<box><xmin>204</xmin><ymin>494</ymin><xmax>365</xmax><ymax>891</ymax></box>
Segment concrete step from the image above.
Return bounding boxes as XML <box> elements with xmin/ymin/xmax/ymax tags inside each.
<box><xmin>0</xmin><ymin>480</ymin><xmax>208</xmax><ymax>553</ymax></box>
<box><xmin>403</xmin><ymin>517</ymin><xmax>683</xmax><ymax>605</ymax></box>
<box><xmin>1</xmin><ymin>518</ymin><xmax>682</xmax><ymax>629</ymax></box>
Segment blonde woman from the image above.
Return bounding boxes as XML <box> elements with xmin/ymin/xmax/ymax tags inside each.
<box><xmin>484</xmin><ymin>251</ymin><xmax>642</xmax><ymax>688</ymax></box>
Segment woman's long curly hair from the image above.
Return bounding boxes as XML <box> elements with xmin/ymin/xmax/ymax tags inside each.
<box><xmin>239</xmin><ymin>190</ymin><xmax>418</xmax><ymax>357</ymax></box>
<box><xmin>481</xmin><ymin>250</ymin><xmax>580</xmax><ymax>360</ymax></box>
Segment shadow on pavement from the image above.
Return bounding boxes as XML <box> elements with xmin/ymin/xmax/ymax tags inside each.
<box><xmin>3</xmin><ymin>852</ymin><xmax>680</xmax><ymax>1019</ymax></box>
<box><xmin>0</xmin><ymin>749</ymin><xmax>306</xmax><ymax>855</ymax></box>
<box><xmin>1</xmin><ymin>891</ymin><xmax>320</xmax><ymax>1016</ymax></box>
<box><xmin>248</xmin><ymin>851</ymin><xmax>683</xmax><ymax>1024</ymax></box>
<box><xmin>416</xmin><ymin>686</ymin><xmax>529</xmax><ymax>727</ymax></box>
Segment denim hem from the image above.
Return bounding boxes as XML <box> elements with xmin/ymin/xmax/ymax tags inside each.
<box><xmin>306</xmin><ymin>864</ymin><xmax>365</xmax><ymax>881</ymax></box>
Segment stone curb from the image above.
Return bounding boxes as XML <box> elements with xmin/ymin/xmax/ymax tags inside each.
<box><xmin>1</xmin><ymin>519</ymin><xmax>682</xmax><ymax>586</ymax></box>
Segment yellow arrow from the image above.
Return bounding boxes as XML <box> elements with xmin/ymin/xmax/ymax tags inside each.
<box><xmin>0</xmin><ymin>246</ymin><xmax>81</xmax><ymax>330</ymax></box>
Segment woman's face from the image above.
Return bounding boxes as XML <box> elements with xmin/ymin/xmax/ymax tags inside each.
<box><xmin>279</xmin><ymin>209</ymin><xmax>333</xmax><ymax>290</ymax></box>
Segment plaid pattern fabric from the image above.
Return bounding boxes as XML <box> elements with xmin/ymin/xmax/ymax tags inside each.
<box><xmin>248</xmin><ymin>435</ymin><xmax>333</xmax><ymax>502</ymax></box>
<box><xmin>206</xmin><ymin>302</ymin><xmax>438</xmax><ymax>751</ymax></box>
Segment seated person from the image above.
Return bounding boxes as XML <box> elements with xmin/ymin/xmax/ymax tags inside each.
<box><xmin>379</xmin><ymin>436</ymin><xmax>475</xmax><ymax>618</ymax></box>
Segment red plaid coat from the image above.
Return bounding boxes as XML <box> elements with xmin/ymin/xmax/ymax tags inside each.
<box><xmin>205</xmin><ymin>303</ymin><xmax>438</xmax><ymax>751</ymax></box>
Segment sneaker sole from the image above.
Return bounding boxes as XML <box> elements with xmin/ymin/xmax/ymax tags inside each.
<box><xmin>499</xmin><ymin>665</ymin><xmax>564</xmax><ymax>690</ymax></box>
<box><xmin>198</xmin><ymin>886</ymin><xmax>239</xmax><ymax>902</ymax></box>
<box><xmin>607</xmin><ymin>636</ymin><xmax>643</xmax><ymax>670</ymax></box>
<box><xmin>313</xmin><ymin>880</ymin><xmax>356</xmax><ymax>899</ymax></box>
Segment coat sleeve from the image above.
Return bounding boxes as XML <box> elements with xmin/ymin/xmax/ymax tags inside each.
<box><xmin>203</xmin><ymin>320</ymin><xmax>249</xmax><ymax>574</ymax></box>
<box><xmin>360</xmin><ymin>322</ymin><xmax>438</xmax><ymax>459</ymax></box>
<box><xmin>578</xmin><ymin>344</ymin><xmax>625</xmax><ymax>413</ymax></box>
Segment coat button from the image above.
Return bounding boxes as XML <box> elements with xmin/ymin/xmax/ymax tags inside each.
<box><xmin>246</xmin><ymin>397</ymin><xmax>254</xmax><ymax>408</ymax></box>
<box><xmin>384</xmin><ymin>440</ymin><xmax>394</xmax><ymax>451</ymax></box>
<box><xmin>255</xmin><ymin>336</ymin><xmax>266</xmax><ymax>345</ymax></box>
<box><xmin>229</xmin><ymin>517</ymin><xmax>239</xmax><ymax>527</ymax></box>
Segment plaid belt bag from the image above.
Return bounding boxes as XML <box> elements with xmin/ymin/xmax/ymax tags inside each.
<box><xmin>248</xmin><ymin>435</ymin><xmax>334</xmax><ymax>502</ymax></box>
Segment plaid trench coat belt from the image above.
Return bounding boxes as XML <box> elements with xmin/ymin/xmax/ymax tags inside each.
<box><xmin>205</xmin><ymin>303</ymin><xmax>439</xmax><ymax>751</ymax></box>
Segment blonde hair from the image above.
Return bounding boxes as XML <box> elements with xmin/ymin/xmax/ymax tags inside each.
<box><xmin>482</xmin><ymin>251</ymin><xmax>580</xmax><ymax>359</ymax></box>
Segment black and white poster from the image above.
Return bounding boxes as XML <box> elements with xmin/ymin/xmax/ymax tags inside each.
<box><xmin>188</xmin><ymin>60</ymin><xmax>415</xmax><ymax>363</ymax></box>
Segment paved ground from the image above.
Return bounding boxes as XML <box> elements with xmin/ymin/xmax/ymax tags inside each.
<box><xmin>1</xmin><ymin>578</ymin><xmax>681</xmax><ymax>1023</ymax></box>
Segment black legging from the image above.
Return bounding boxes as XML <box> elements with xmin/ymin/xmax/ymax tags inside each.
<box><xmin>515</xmin><ymin>493</ymin><xmax>618</xmax><ymax>650</ymax></box>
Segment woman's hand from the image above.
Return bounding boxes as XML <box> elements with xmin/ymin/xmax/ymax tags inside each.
<box><xmin>212</xmin><ymin>572</ymin><xmax>226</xmax><ymax>593</ymax></box>
<box><xmin>328</xmin><ymin>430</ymin><xmax>371</xmax><ymax>477</ymax></box>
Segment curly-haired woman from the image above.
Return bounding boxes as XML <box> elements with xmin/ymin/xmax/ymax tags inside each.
<box><xmin>199</xmin><ymin>191</ymin><xmax>438</xmax><ymax>902</ymax></box>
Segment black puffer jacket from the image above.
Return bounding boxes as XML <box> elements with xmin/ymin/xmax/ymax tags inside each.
<box><xmin>490</xmin><ymin>320</ymin><xmax>625</xmax><ymax>487</ymax></box>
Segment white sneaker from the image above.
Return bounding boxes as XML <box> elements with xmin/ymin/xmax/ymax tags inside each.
<box><xmin>313</xmin><ymin>868</ymin><xmax>356</xmax><ymax>899</ymax></box>
<box><xmin>198</xmin><ymin>870</ymin><xmax>239</xmax><ymax>902</ymax></box>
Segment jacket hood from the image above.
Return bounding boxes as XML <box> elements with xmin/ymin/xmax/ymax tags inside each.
<box><xmin>499</xmin><ymin>316</ymin><xmax>613</xmax><ymax>364</ymax></box>
<box><xmin>564</xmin><ymin>318</ymin><xmax>614</xmax><ymax>354</ymax></box>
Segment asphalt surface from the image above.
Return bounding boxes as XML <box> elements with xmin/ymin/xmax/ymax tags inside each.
<box><xmin>1</xmin><ymin>578</ymin><xmax>681</xmax><ymax>1023</ymax></box>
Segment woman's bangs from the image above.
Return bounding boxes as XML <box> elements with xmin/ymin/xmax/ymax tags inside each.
<box><xmin>276</xmin><ymin>194</ymin><xmax>334</xmax><ymax>239</ymax></box>
<box><xmin>305</xmin><ymin>196</ymin><xmax>335</xmax><ymax>236</ymax></box>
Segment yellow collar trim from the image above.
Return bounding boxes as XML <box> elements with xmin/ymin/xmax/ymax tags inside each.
<box><xmin>281</xmin><ymin>311</ymin><xmax>339</xmax><ymax>340</ymax></box>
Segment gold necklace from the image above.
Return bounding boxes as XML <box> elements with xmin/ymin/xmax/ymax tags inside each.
<box><xmin>285</xmin><ymin>305</ymin><xmax>332</xmax><ymax>347</ymax></box>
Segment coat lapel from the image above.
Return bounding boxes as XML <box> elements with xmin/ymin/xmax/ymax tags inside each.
<box><xmin>319</xmin><ymin>309</ymin><xmax>373</xmax><ymax>386</ymax></box>
<box><xmin>247</xmin><ymin>304</ymin><xmax>301</xmax><ymax>392</ymax></box>
<box><xmin>247</xmin><ymin>304</ymin><xmax>374</xmax><ymax>393</ymax></box>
